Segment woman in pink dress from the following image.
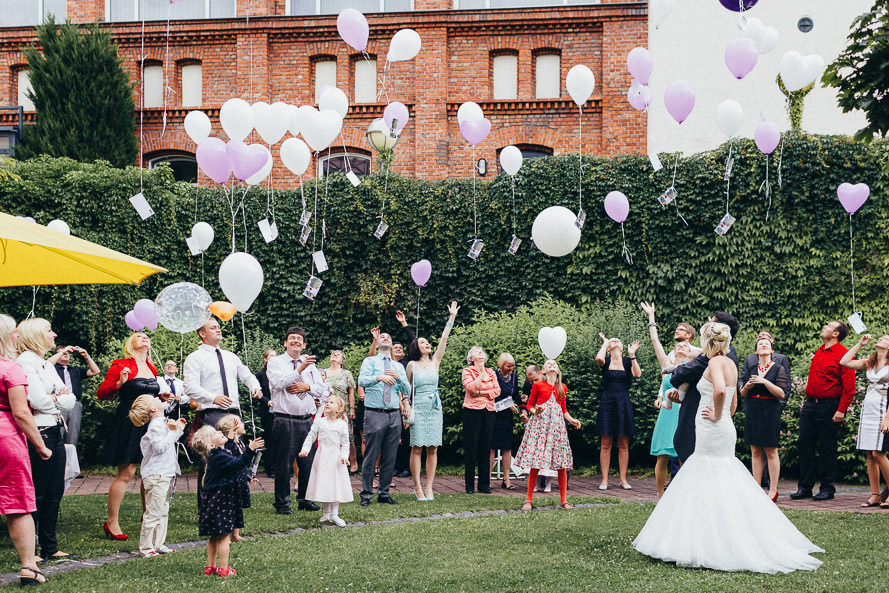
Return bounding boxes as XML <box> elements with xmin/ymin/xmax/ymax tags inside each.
<box><xmin>0</xmin><ymin>314</ymin><xmax>52</xmax><ymax>585</ymax></box>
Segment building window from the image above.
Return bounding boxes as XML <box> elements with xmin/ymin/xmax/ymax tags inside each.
<box><xmin>17</xmin><ymin>69</ymin><xmax>35</xmax><ymax>112</ymax></box>
<box><xmin>290</xmin><ymin>0</ymin><xmax>413</xmax><ymax>16</ymax></box>
<box><xmin>0</xmin><ymin>0</ymin><xmax>66</xmax><ymax>27</ymax></box>
<box><xmin>498</xmin><ymin>144</ymin><xmax>552</xmax><ymax>172</ymax></box>
<box><xmin>453</xmin><ymin>0</ymin><xmax>599</xmax><ymax>7</ymax></box>
<box><xmin>181</xmin><ymin>63</ymin><xmax>202</xmax><ymax>107</ymax></box>
<box><xmin>797</xmin><ymin>16</ymin><xmax>814</xmax><ymax>33</ymax></box>
<box><xmin>354</xmin><ymin>59</ymin><xmax>377</xmax><ymax>104</ymax></box>
<box><xmin>148</xmin><ymin>152</ymin><xmax>197</xmax><ymax>183</ymax></box>
<box><xmin>492</xmin><ymin>53</ymin><xmax>518</xmax><ymax>100</ymax></box>
<box><xmin>535</xmin><ymin>53</ymin><xmax>560</xmax><ymax>99</ymax></box>
<box><xmin>142</xmin><ymin>63</ymin><xmax>163</xmax><ymax>108</ymax></box>
<box><xmin>109</xmin><ymin>0</ymin><xmax>236</xmax><ymax>21</ymax></box>
<box><xmin>314</xmin><ymin>59</ymin><xmax>337</xmax><ymax>104</ymax></box>
<box><xmin>319</xmin><ymin>152</ymin><xmax>372</xmax><ymax>177</ymax></box>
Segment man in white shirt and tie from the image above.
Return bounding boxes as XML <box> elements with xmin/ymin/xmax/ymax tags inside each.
<box><xmin>160</xmin><ymin>360</ymin><xmax>189</xmax><ymax>419</ymax></box>
<box><xmin>266</xmin><ymin>326</ymin><xmax>327</xmax><ymax>514</ymax></box>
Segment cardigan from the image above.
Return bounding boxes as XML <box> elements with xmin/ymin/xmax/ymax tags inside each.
<box><xmin>527</xmin><ymin>380</ymin><xmax>568</xmax><ymax>414</ymax></box>
<box><xmin>97</xmin><ymin>358</ymin><xmax>159</xmax><ymax>401</ymax></box>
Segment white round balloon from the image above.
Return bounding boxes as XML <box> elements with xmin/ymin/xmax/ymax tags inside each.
<box><xmin>715</xmin><ymin>99</ymin><xmax>744</xmax><ymax>137</ymax></box>
<box><xmin>155</xmin><ymin>282</ymin><xmax>213</xmax><ymax>334</ymax></box>
<box><xmin>280</xmin><ymin>137</ymin><xmax>312</xmax><ymax>176</ymax></box>
<box><xmin>319</xmin><ymin>87</ymin><xmax>350</xmax><ymax>118</ymax></box>
<box><xmin>457</xmin><ymin>101</ymin><xmax>484</xmax><ymax>124</ymax></box>
<box><xmin>566</xmin><ymin>64</ymin><xmax>596</xmax><ymax>106</ymax></box>
<box><xmin>386</xmin><ymin>28</ymin><xmax>422</xmax><ymax>63</ymax></box>
<box><xmin>191</xmin><ymin>222</ymin><xmax>215</xmax><ymax>251</ymax></box>
<box><xmin>183</xmin><ymin>110</ymin><xmax>212</xmax><ymax>144</ymax></box>
<box><xmin>531</xmin><ymin>206</ymin><xmax>582</xmax><ymax>257</ymax></box>
<box><xmin>47</xmin><ymin>219</ymin><xmax>70</xmax><ymax>235</ymax></box>
<box><xmin>499</xmin><ymin>145</ymin><xmax>523</xmax><ymax>176</ymax></box>
<box><xmin>245</xmin><ymin>151</ymin><xmax>273</xmax><ymax>186</ymax></box>
<box><xmin>538</xmin><ymin>326</ymin><xmax>568</xmax><ymax>359</ymax></box>
<box><xmin>219</xmin><ymin>98</ymin><xmax>255</xmax><ymax>142</ymax></box>
<box><xmin>650</xmin><ymin>0</ymin><xmax>677</xmax><ymax>28</ymax></box>
<box><xmin>219</xmin><ymin>252</ymin><xmax>264</xmax><ymax>312</ymax></box>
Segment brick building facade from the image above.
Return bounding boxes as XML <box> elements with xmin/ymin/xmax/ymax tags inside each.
<box><xmin>0</xmin><ymin>0</ymin><xmax>647</xmax><ymax>187</ymax></box>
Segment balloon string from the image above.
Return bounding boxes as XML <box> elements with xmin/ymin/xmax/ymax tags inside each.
<box><xmin>379</xmin><ymin>150</ymin><xmax>392</xmax><ymax>223</ymax></box>
<box><xmin>239</xmin><ymin>185</ymin><xmax>249</xmax><ymax>252</ymax></box>
<box><xmin>513</xmin><ymin>242</ymin><xmax>536</xmax><ymax>342</ymax></box>
<box><xmin>759</xmin><ymin>155</ymin><xmax>772</xmax><ymax>221</ymax></box>
<box><xmin>620</xmin><ymin>222</ymin><xmax>633</xmax><ymax>264</ymax></box>
<box><xmin>777</xmin><ymin>133</ymin><xmax>785</xmax><ymax>188</ymax></box>
<box><xmin>27</xmin><ymin>286</ymin><xmax>38</xmax><ymax>319</ymax></box>
<box><xmin>472</xmin><ymin>145</ymin><xmax>478</xmax><ymax>239</ymax></box>
<box><xmin>416</xmin><ymin>286</ymin><xmax>421</xmax><ymax>336</ymax></box>
<box><xmin>321</xmin><ymin>148</ymin><xmax>330</xmax><ymax>251</ymax></box>
<box><xmin>578</xmin><ymin>105</ymin><xmax>583</xmax><ymax>211</ymax></box>
<box><xmin>139</xmin><ymin>19</ymin><xmax>144</xmax><ymax>193</ymax></box>
<box><xmin>850</xmin><ymin>213</ymin><xmax>857</xmax><ymax>314</ymax></box>
<box><xmin>161</xmin><ymin>14</ymin><xmax>170</xmax><ymax>136</ymax></box>
<box><xmin>724</xmin><ymin>139</ymin><xmax>733</xmax><ymax>215</ymax></box>
<box><xmin>510</xmin><ymin>177</ymin><xmax>516</xmax><ymax>235</ymax></box>
<box><xmin>239</xmin><ymin>312</ymin><xmax>257</xmax><ymax>440</ymax></box>
<box><xmin>670</xmin><ymin>152</ymin><xmax>688</xmax><ymax>226</ymax></box>
<box><xmin>311</xmin><ymin>159</ymin><xmax>319</xmax><ymax>275</ymax></box>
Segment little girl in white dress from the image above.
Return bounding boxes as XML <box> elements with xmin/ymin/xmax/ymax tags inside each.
<box><xmin>299</xmin><ymin>395</ymin><xmax>353</xmax><ymax>527</ymax></box>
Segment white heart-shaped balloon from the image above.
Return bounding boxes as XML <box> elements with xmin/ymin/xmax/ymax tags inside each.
<box><xmin>802</xmin><ymin>54</ymin><xmax>824</xmax><ymax>88</ymax></box>
<box><xmin>253</xmin><ymin>101</ymin><xmax>291</xmax><ymax>145</ymax></box>
<box><xmin>287</xmin><ymin>104</ymin><xmax>302</xmax><ymax>137</ymax></box>
<box><xmin>779</xmin><ymin>50</ymin><xmax>808</xmax><ymax>93</ymax></box>
<box><xmin>538</xmin><ymin>326</ymin><xmax>567</xmax><ymax>359</ymax></box>
<box><xmin>219</xmin><ymin>98</ymin><xmax>255</xmax><ymax>142</ymax></box>
<box><xmin>245</xmin><ymin>151</ymin><xmax>273</xmax><ymax>186</ymax></box>
<box><xmin>300</xmin><ymin>108</ymin><xmax>344</xmax><ymax>152</ymax></box>
<box><xmin>758</xmin><ymin>26</ymin><xmax>779</xmax><ymax>54</ymax></box>
<box><xmin>740</xmin><ymin>17</ymin><xmax>765</xmax><ymax>49</ymax></box>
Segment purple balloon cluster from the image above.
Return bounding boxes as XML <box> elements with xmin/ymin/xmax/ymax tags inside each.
<box><xmin>125</xmin><ymin>299</ymin><xmax>159</xmax><ymax>332</ymax></box>
<box><xmin>196</xmin><ymin>138</ymin><xmax>271</xmax><ymax>185</ymax></box>
<box><xmin>626</xmin><ymin>47</ymin><xmax>653</xmax><ymax>111</ymax></box>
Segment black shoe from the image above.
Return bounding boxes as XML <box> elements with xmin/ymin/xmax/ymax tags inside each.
<box><xmin>813</xmin><ymin>491</ymin><xmax>834</xmax><ymax>501</ymax></box>
<box><xmin>275</xmin><ymin>508</ymin><xmax>292</xmax><ymax>515</ymax></box>
<box><xmin>298</xmin><ymin>500</ymin><xmax>322</xmax><ymax>511</ymax></box>
<box><xmin>465</xmin><ymin>489</ymin><xmax>475</xmax><ymax>495</ymax></box>
<box><xmin>265</xmin><ymin>471</ymin><xmax>275</xmax><ymax>478</ymax></box>
<box><xmin>478</xmin><ymin>488</ymin><xmax>492</xmax><ymax>494</ymax></box>
<box><xmin>360</xmin><ymin>499</ymin><xmax>371</xmax><ymax>507</ymax></box>
<box><xmin>789</xmin><ymin>489</ymin><xmax>813</xmax><ymax>500</ymax></box>
<box><xmin>377</xmin><ymin>495</ymin><xmax>398</xmax><ymax>505</ymax></box>
<box><xmin>395</xmin><ymin>470</ymin><xmax>411</xmax><ymax>478</ymax></box>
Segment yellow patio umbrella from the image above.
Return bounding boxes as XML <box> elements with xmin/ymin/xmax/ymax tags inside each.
<box><xmin>0</xmin><ymin>211</ymin><xmax>167</xmax><ymax>287</ymax></box>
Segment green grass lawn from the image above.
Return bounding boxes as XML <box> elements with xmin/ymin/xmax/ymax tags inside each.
<box><xmin>4</xmin><ymin>496</ymin><xmax>887</xmax><ymax>592</ymax></box>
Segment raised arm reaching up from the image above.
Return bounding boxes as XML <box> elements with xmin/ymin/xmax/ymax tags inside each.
<box><xmin>432</xmin><ymin>301</ymin><xmax>460</xmax><ymax>365</ymax></box>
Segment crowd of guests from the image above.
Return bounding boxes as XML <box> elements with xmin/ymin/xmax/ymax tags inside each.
<box><xmin>3</xmin><ymin>300</ymin><xmax>889</xmax><ymax>582</ymax></box>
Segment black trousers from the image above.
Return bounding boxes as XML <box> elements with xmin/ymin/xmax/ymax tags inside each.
<box><xmin>258</xmin><ymin>410</ymin><xmax>277</xmax><ymax>473</ymax></box>
<box><xmin>28</xmin><ymin>425</ymin><xmax>66</xmax><ymax>557</ymax></box>
<box><xmin>462</xmin><ymin>408</ymin><xmax>495</xmax><ymax>492</ymax></box>
<box><xmin>797</xmin><ymin>398</ymin><xmax>841</xmax><ymax>494</ymax></box>
<box><xmin>196</xmin><ymin>408</ymin><xmax>240</xmax><ymax>510</ymax></box>
<box><xmin>272</xmin><ymin>416</ymin><xmax>315</xmax><ymax>511</ymax></box>
<box><xmin>394</xmin><ymin>424</ymin><xmax>411</xmax><ymax>472</ymax></box>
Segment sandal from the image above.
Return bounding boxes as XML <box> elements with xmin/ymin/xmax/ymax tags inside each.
<box><xmin>861</xmin><ymin>493</ymin><xmax>882</xmax><ymax>508</ymax></box>
<box><xmin>501</xmin><ymin>481</ymin><xmax>517</xmax><ymax>490</ymax></box>
<box><xmin>880</xmin><ymin>500</ymin><xmax>889</xmax><ymax>510</ymax></box>
<box><xmin>521</xmin><ymin>502</ymin><xmax>533</xmax><ymax>512</ymax></box>
<box><xmin>560</xmin><ymin>502</ymin><xmax>572</xmax><ymax>509</ymax></box>
<box><xmin>20</xmin><ymin>566</ymin><xmax>47</xmax><ymax>586</ymax></box>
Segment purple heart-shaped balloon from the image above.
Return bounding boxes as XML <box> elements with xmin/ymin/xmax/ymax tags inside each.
<box><xmin>837</xmin><ymin>182</ymin><xmax>870</xmax><ymax>214</ymax></box>
<box><xmin>227</xmin><ymin>141</ymin><xmax>269</xmax><ymax>181</ymax></box>
<box><xmin>460</xmin><ymin>118</ymin><xmax>492</xmax><ymax>146</ymax></box>
<box><xmin>196</xmin><ymin>138</ymin><xmax>231</xmax><ymax>184</ymax></box>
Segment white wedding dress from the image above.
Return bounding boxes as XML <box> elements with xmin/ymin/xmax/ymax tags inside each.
<box><xmin>633</xmin><ymin>377</ymin><xmax>823</xmax><ymax>573</ymax></box>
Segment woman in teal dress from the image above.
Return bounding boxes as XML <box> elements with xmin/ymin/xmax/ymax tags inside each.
<box><xmin>641</xmin><ymin>302</ymin><xmax>697</xmax><ymax>496</ymax></box>
<box><xmin>405</xmin><ymin>301</ymin><xmax>459</xmax><ymax>501</ymax></box>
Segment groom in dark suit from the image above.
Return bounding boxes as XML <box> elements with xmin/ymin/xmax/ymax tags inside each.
<box><xmin>667</xmin><ymin>312</ymin><xmax>741</xmax><ymax>463</ymax></box>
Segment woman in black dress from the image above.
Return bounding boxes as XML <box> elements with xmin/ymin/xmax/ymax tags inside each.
<box><xmin>490</xmin><ymin>353</ymin><xmax>520</xmax><ymax>490</ymax></box>
<box><xmin>96</xmin><ymin>332</ymin><xmax>165</xmax><ymax>540</ymax></box>
<box><xmin>595</xmin><ymin>333</ymin><xmax>641</xmax><ymax>490</ymax></box>
<box><xmin>739</xmin><ymin>336</ymin><xmax>789</xmax><ymax>502</ymax></box>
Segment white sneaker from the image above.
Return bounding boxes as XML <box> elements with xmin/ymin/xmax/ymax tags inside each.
<box><xmin>157</xmin><ymin>546</ymin><xmax>174</xmax><ymax>554</ymax></box>
<box><xmin>331</xmin><ymin>516</ymin><xmax>346</xmax><ymax>527</ymax></box>
<box><xmin>319</xmin><ymin>514</ymin><xmax>331</xmax><ymax>523</ymax></box>
<box><xmin>543</xmin><ymin>485</ymin><xmax>552</xmax><ymax>493</ymax></box>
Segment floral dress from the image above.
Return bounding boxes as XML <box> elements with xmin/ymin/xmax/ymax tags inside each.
<box><xmin>325</xmin><ymin>368</ymin><xmax>355</xmax><ymax>442</ymax></box>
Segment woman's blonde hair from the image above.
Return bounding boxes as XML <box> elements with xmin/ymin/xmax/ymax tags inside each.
<box><xmin>466</xmin><ymin>346</ymin><xmax>487</xmax><ymax>365</ymax></box>
<box><xmin>17</xmin><ymin>318</ymin><xmax>51</xmax><ymax>355</ymax></box>
<box><xmin>0</xmin><ymin>314</ymin><xmax>17</xmax><ymax>360</ymax></box>
<box><xmin>191</xmin><ymin>424</ymin><xmax>222</xmax><ymax>459</ymax></box>
<box><xmin>216</xmin><ymin>414</ymin><xmax>243</xmax><ymax>438</ymax></box>
<box><xmin>128</xmin><ymin>394</ymin><xmax>156</xmax><ymax>427</ymax></box>
<box><xmin>326</xmin><ymin>395</ymin><xmax>346</xmax><ymax>420</ymax></box>
<box><xmin>496</xmin><ymin>352</ymin><xmax>515</xmax><ymax>370</ymax></box>
<box><xmin>123</xmin><ymin>332</ymin><xmax>150</xmax><ymax>359</ymax></box>
<box><xmin>701</xmin><ymin>322</ymin><xmax>732</xmax><ymax>358</ymax></box>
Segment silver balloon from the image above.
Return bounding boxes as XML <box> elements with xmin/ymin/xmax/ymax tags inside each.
<box><xmin>155</xmin><ymin>282</ymin><xmax>212</xmax><ymax>334</ymax></box>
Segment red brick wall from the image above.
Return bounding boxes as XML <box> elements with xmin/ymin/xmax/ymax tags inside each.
<box><xmin>0</xmin><ymin>1</ymin><xmax>647</xmax><ymax>187</ymax></box>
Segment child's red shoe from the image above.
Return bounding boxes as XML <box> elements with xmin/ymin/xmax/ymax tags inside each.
<box><xmin>216</xmin><ymin>566</ymin><xmax>237</xmax><ymax>578</ymax></box>
<box><xmin>203</xmin><ymin>566</ymin><xmax>217</xmax><ymax>576</ymax></box>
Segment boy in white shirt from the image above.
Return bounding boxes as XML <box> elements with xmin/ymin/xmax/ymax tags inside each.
<box><xmin>129</xmin><ymin>395</ymin><xmax>186</xmax><ymax>557</ymax></box>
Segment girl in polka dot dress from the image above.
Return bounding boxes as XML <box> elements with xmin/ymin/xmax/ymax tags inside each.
<box><xmin>191</xmin><ymin>424</ymin><xmax>263</xmax><ymax>578</ymax></box>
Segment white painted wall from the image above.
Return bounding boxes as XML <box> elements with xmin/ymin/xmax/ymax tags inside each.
<box><xmin>647</xmin><ymin>1</ymin><xmax>871</xmax><ymax>156</ymax></box>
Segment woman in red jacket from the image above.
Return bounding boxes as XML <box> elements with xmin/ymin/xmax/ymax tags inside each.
<box><xmin>515</xmin><ymin>359</ymin><xmax>581</xmax><ymax>511</ymax></box>
<box><xmin>96</xmin><ymin>332</ymin><xmax>164</xmax><ymax>540</ymax></box>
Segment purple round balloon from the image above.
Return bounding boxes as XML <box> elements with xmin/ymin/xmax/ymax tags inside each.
<box><xmin>754</xmin><ymin>121</ymin><xmax>780</xmax><ymax>155</ymax></box>
<box><xmin>196</xmin><ymin>138</ymin><xmax>232</xmax><ymax>184</ymax></box>
<box><xmin>719</xmin><ymin>0</ymin><xmax>758</xmax><ymax>11</ymax></box>
<box><xmin>383</xmin><ymin>102</ymin><xmax>410</xmax><ymax>134</ymax></box>
<box><xmin>627</xmin><ymin>81</ymin><xmax>652</xmax><ymax>111</ymax></box>
<box><xmin>664</xmin><ymin>80</ymin><xmax>695</xmax><ymax>124</ymax></box>
<box><xmin>337</xmin><ymin>8</ymin><xmax>369</xmax><ymax>52</ymax></box>
<box><xmin>724</xmin><ymin>37</ymin><xmax>758</xmax><ymax>79</ymax></box>
<box><xmin>604</xmin><ymin>191</ymin><xmax>630</xmax><ymax>224</ymax></box>
<box><xmin>133</xmin><ymin>298</ymin><xmax>158</xmax><ymax>330</ymax></box>
<box><xmin>626</xmin><ymin>47</ymin><xmax>653</xmax><ymax>85</ymax></box>
<box><xmin>411</xmin><ymin>259</ymin><xmax>432</xmax><ymax>287</ymax></box>
<box><xmin>459</xmin><ymin>118</ymin><xmax>492</xmax><ymax>146</ymax></box>
<box><xmin>125</xmin><ymin>310</ymin><xmax>144</xmax><ymax>332</ymax></box>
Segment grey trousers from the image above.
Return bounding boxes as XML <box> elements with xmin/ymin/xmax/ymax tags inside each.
<box><xmin>61</xmin><ymin>400</ymin><xmax>82</xmax><ymax>446</ymax></box>
<box><xmin>360</xmin><ymin>409</ymin><xmax>402</xmax><ymax>502</ymax></box>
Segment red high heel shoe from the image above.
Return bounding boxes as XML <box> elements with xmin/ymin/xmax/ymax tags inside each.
<box><xmin>103</xmin><ymin>521</ymin><xmax>128</xmax><ymax>540</ymax></box>
<box><xmin>770</xmin><ymin>491</ymin><xmax>779</xmax><ymax>503</ymax></box>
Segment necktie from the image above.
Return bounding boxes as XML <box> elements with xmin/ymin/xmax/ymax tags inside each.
<box><xmin>216</xmin><ymin>348</ymin><xmax>230</xmax><ymax>399</ymax></box>
<box><xmin>167</xmin><ymin>378</ymin><xmax>176</xmax><ymax>394</ymax></box>
<box><xmin>383</xmin><ymin>357</ymin><xmax>392</xmax><ymax>406</ymax></box>
<box><xmin>63</xmin><ymin>367</ymin><xmax>73</xmax><ymax>392</ymax></box>
<box><xmin>293</xmin><ymin>358</ymin><xmax>307</xmax><ymax>399</ymax></box>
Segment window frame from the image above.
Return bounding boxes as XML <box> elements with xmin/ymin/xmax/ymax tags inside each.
<box><xmin>146</xmin><ymin>151</ymin><xmax>198</xmax><ymax>183</ymax></box>
<box><xmin>491</xmin><ymin>51</ymin><xmax>519</xmax><ymax>101</ymax></box>
<box><xmin>16</xmin><ymin>68</ymin><xmax>35</xmax><ymax>112</ymax></box>
<box><xmin>287</xmin><ymin>0</ymin><xmax>415</xmax><ymax>16</ymax></box>
<box><xmin>313</xmin><ymin>57</ymin><xmax>338</xmax><ymax>104</ymax></box>
<box><xmin>353</xmin><ymin>56</ymin><xmax>378</xmax><ymax>104</ymax></box>
<box><xmin>318</xmin><ymin>151</ymin><xmax>373</xmax><ymax>178</ymax></box>
<box><xmin>106</xmin><ymin>0</ymin><xmax>237</xmax><ymax>22</ymax></box>
<box><xmin>533</xmin><ymin>50</ymin><xmax>561</xmax><ymax>100</ymax></box>
<box><xmin>180</xmin><ymin>61</ymin><xmax>203</xmax><ymax>108</ymax></box>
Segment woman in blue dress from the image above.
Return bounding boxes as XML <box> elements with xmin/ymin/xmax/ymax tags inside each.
<box><xmin>405</xmin><ymin>301</ymin><xmax>459</xmax><ymax>501</ymax></box>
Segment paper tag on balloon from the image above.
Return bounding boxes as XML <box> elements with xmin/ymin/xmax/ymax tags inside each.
<box><xmin>847</xmin><ymin>312</ymin><xmax>866</xmax><ymax>334</ymax></box>
<box><xmin>257</xmin><ymin>218</ymin><xmax>278</xmax><ymax>243</ymax></box>
<box><xmin>374</xmin><ymin>221</ymin><xmax>389</xmax><ymax>239</ymax></box>
<box><xmin>508</xmin><ymin>235</ymin><xmax>522</xmax><ymax>255</ymax></box>
<box><xmin>346</xmin><ymin>171</ymin><xmax>361</xmax><ymax>187</ymax></box>
<box><xmin>302</xmin><ymin>275</ymin><xmax>323</xmax><ymax>301</ymax></box>
<box><xmin>129</xmin><ymin>192</ymin><xmax>154</xmax><ymax>220</ymax></box>
<box><xmin>648</xmin><ymin>151</ymin><xmax>663</xmax><ymax>172</ymax></box>
<box><xmin>714</xmin><ymin>213</ymin><xmax>736</xmax><ymax>236</ymax></box>
<box><xmin>299</xmin><ymin>224</ymin><xmax>311</xmax><ymax>246</ymax></box>
<box><xmin>185</xmin><ymin>236</ymin><xmax>201</xmax><ymax>255</ymax></box>
<box><xmin>657</xmin><ymin>187</ymin><xmax>677</xmax><ymax>207</ymax></box>
<box><xmin>299</xmin><ymin>209</ymin><xmax>312</xmax><ymax>227</ymax></box>
<box><xmin>312</xmin><ymin>250</ymin><xmax>328</xmax><ymax>273</ymax></box>
<box><xmin>468</xmin><ymin>239</ymin><xmax>484</xmax><ymax>260</ymax></box>
<box><xmin>724</xmin><ymin>157</ymin><xmax>734</xmax><ymax>181</ymax></box>
<box><xmin>575</xmin><ymin>209</ymin><xmax>586</xmax><ymax>229</ymax></box>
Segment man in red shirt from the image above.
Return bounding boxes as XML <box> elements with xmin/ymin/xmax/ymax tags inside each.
<box><xmin>790</xmin><ymin>321</ymin><xmax>856</xmax><ymax>501</ymax></box>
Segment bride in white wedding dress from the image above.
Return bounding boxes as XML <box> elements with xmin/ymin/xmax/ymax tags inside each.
<box><xmin>633</xmin><ymin>322</ymin><xmax>823</xmax><ymax>574</ymax></box>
